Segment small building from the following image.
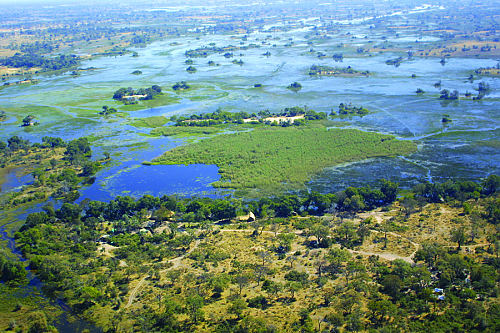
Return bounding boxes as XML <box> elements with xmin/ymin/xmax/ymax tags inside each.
<box><xmin>236</xmin><ymin>211</ymin><xmax>256</xmax><ymax>222</ymax></box>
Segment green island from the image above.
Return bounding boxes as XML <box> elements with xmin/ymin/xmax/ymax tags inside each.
<box><xmin>308</xmin><ymin>65</ymin><xmax>369</xmax><ymax>76</ymax></box>
<box><xmin>151</xmin><ymin>126</ymin><xmax>417</xmax><ymax>191</ymax></box>
<box><xmin>184</xmin><ymin>44</ymin><xmax>261</xmax><ymax>58</ymax></box>
<box><xmin>335</xmin><ymin>103</ymin><xmax>370</xmax><ymax>116</ymax></box>
<box><xmin>172</xmin><ymin>81</ymin><xmax>191</xmax><ymax>91</ymax></box>
<box><xmin>112</xmin><ymin>85</ymin><xmax>163</xmax><ymax>105</ymax></box>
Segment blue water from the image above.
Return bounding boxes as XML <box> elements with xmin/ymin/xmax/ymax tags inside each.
<box><xmin>0</xmin><ymin>171</ymin><xmax>33</xmax><ymax>194</ymax></box>
<box><xmin>79</xmin><ymin>163</ymin><xmax>225</xmax><ymax>202</ymax></box>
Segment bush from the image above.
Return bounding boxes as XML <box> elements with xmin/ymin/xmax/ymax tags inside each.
<box><xmin>247</xmin><ymin>295</ymin><xmax>268</xmax><ymax>309</ymax></box>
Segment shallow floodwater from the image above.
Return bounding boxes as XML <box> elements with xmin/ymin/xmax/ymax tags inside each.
<box><xmin>1</xmin><ymin>10</ymin><xmax>499</xmax><ymax>198</ymax></box>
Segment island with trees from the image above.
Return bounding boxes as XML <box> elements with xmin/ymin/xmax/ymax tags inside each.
<box><xmin>287</xmin><ymin>82</ymin><xmax>302</xmax><ymax>92</ymax></box>
<box><xmin>308</xmin><ymin>65</ymin><xmax>369</xmax><ymax>76</ymax></box>
<box><xmin>172</xmin><ymin>81</ymin><xmax>191</xmax><ymax>91</ymax></box>
<box><xmin>334</xmin><ymin>103</ymin><xmax>370</xmax><ymax>116</ymax></box>
<box><xmin>112</xmin><ymin>85</ymin><xmax>162</xmax><ymax>104</ymax></box>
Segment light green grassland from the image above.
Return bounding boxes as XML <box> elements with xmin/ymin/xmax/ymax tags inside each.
<box><xmin>152</xmin><ymin>126</ymin><xmax>417</xmax><ymax>190</ymax></box>
<box><xmin>129</xmin><ymin>115</ymin><xmax>169</xmax><ymax>128</ymax></box>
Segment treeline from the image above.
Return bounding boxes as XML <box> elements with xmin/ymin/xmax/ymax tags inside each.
<box><xmin>0</xmin><ymin>53</ymin><xmax>80</xmax><ymax>71</ymax></box>
<box><xmin>172</xmin><ymin>107</ymin><xmax>326</xmax><ymax>128</ymax></box>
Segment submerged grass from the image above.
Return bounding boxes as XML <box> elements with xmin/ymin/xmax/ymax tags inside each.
<box><xmin>152</xmin><ymin>126</ymin><xmax>417</xmax><ymax>190</ymax></box>
<box><xmin>130</xmin><ymin>116</ymin><xmax>168</xmax><ymax>128</ymax></box>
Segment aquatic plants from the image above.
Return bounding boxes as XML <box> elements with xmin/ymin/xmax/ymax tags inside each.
<box><xmin>152</xmin><ymin>127</ymin><xmax>417</xmax><ymax>190</ymax></box>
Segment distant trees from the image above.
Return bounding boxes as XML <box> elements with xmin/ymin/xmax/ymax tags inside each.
<box><xmin>336</xmin><ymin>103</ymin><xmax>369</xmax><ymax>116</ymax></box>
<box><xmin>172</xmin><ymin>81</ymin><xmax>190</xmax><ymax>90</ymax></box>
<box><xmin>113</xmin><ymin>85</ymin><xmax>162</xmax><ymax>101</ymax></box>
<box><xmin>440</xmin><ymin>89</ymin><xmax>459</xmax><ymax>100</ymax></box>
<box><xmin>385</xmin><ymin>57</ymin><xmax>404</xmax><ymax>67</ymax></box>
<box><xmin>0</xmin><ymin>53</ymin><xmax>80</xmax><ymax>71</ymax></box>
<box><xmin>309</xmin><ymin>65</ymin><xmax>366</xmax><ymax>76</ymax></box>
<box><xmin>99</xmin><ymin>106</ymin><xmax>117</xmax><ymax>115</ymax></box>
<box><xmin>287</xmin><ymin>82</ymin><xmax>302</xmax><ymax>92</ymax></box>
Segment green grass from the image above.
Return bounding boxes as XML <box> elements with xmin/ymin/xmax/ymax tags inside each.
<box><xmin>150</xmin><ymin>126</ymin><xmax>225</xmax><ymax>137</ymax></box>
<box><xmin>130</xmin><ymin>116</ymin><xmax>168</xmax><ymax>128</ymax></box>
<box><xmin>152</xmin><ymin>126</ymin><xmax>417</xmax><ymax>190</ymax></box>
<box><xmin>475</xmin><ymin>139</ymin><xmax>500</xmax><ymax>148</ymax></box>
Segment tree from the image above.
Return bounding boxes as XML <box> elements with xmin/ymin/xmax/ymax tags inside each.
<box><xmin>185</xmin><ymin>294</ymin><xmax>204</xmax><ymax>323</ymax></box>
<box><xmin>22</xmin><ymin>115</ymin><xmax>35</xmax><ymax>126</ymax></box>
<box><xmin>285</xmin><ymin>281</ymin><xmax>302</xmax><ymax>299</ymax></box>
<box><xmin>0</xmin><ymin>253</ymin><xmax>27</xmax><ymax>284</ymax></box>
<box><xmin>450</xmin><ymin>226</ymin><xmax>467</xmax><ymax>250</ymax></box>
<box><xmin>50</xmin><ymin>158</ymin><xmax>57</xmax><ymax>169</ymax></box>
<box><xmin>356</xmin><ymin>224</ymin><xmax>371</xmax><ymax>243</ymax></box>
<box><xmin>32</xmin><ymin>168</ymin><xmax>45</xmax><ymax>180</ymax></box>
<box><xmin>285</xmin><ymin>254</ymin><xmax>298</xmax><ymax>268</ymax></box>
<box><xmin>42</xmin><ymin>136</ymin><xmax>65</xmax><ymax>148</ymax></box>
<box><xmin>82</xmin><ymin>161</ymin><xmax>101</xmax><ymax>177</ymax></box>
<box><xmin>257</xmin><ymin>251</ymin><xmax>271</xmax><ymax>266</ymax></box>
<box><xmin>287</xmin><ymin>82</ymin><xmax>302</xmax><ymax>92</ymax></box>
<box><xmin>310</xmin><ymin>224</ymin><xmax>330</xmax><ymax>244</ymax></box>
<box><xmin>340</xmin><ymin>289</ymin><xmax>362</xmax><ymax>314</ymax></box>
<box><xmin>483</xmin><ymin>175</ymin><xmax>500</xmax><ymax>195</ymax></box>
<box><xmin>368</xmin><ymin>299</ymin><xmax>397</xmax><ymax>326</ymax></box>
<box><xmin>236</xmin><ymin>275</ymin><xmax>250</xmax><ymax>296</ymax></box>
<box><xmin>380</xmin><ymin>179</ymin><xmax>398</xmax><ymax>203</ymax></box>
<box><xmin>262</xmin><ymin>279</ymin><xmax>283</xmax><ymax>299</ymax></box>
<box><xmin>440</xmin><ymin>89</ymin><xmax>450</xmax><ymax>99</ymax></box>
<box><xmin>327</xmin><ymin>247</ymin><xmax>352</xmax><ymax>275</ymax></box>
<box><xmin>228</xmin><ymin>298</ymin><xmax>247</xmax><ymax>320</ymax></box>
<box><xmin>401</xmin><ymin>197</ymin><xmax>417</xmax><ymax>217</ymax></box>
<box><xmin>254</xmin><ymin>265</ymin><xmax>268</xmax><ymax>286</ymax></box>
<box><xmin>337</xmin><ymin>221</ymin><xmax>356</xmax><ymax>242</ymax></box>
<box><xmin>380</xmin><ymin>274</ymin><xmax>402</xmax><ymax>299</ymax></box>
